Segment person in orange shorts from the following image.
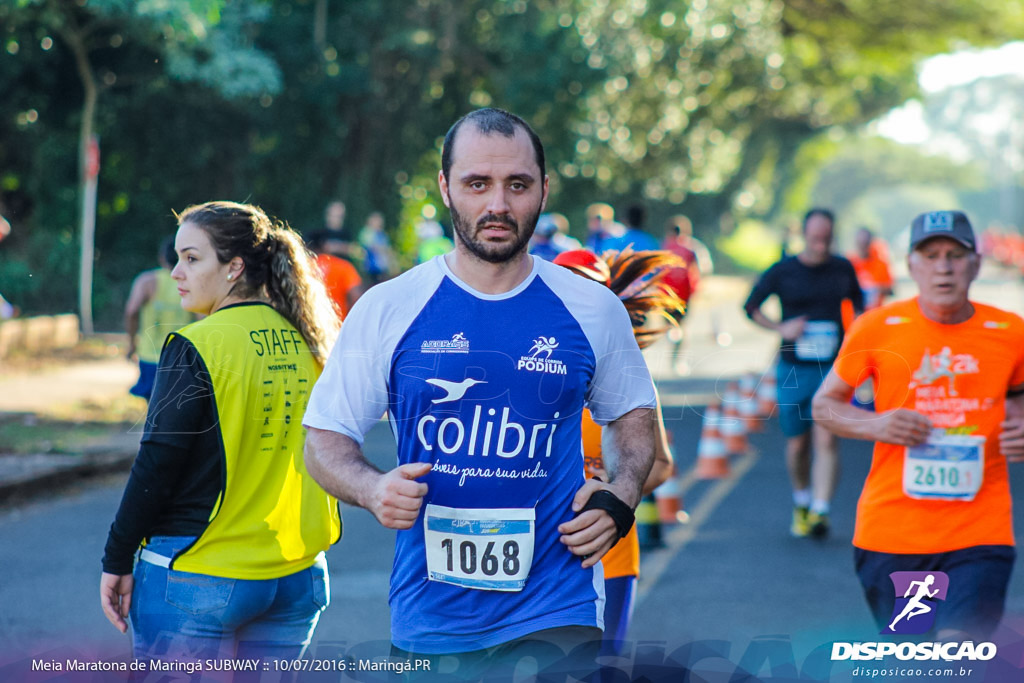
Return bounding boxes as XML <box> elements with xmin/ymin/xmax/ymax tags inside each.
<box><xmin>813</xmin><ymin>210</ymin><xmax>1024</xmax><ymax>639</ymax></box>
<box><xmin>554</xmin><ymin>248</ymin><xmax>685</xmax><ymax>656</ymax></box>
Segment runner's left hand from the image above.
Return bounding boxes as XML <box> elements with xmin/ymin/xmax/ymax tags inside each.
<box><xmin>999</xmin><ymin>417</ymin><xmax>1024</xmax><ymax>462</ymax></box>
<box><xmin>558</xmin><ymin>479</ymin><xmax>629</xmax><ymax>568</ymax></box>
<box><xmin>1002</xmin><ymin>395</ymin><xmax>1024</xmax><ymax>462</ymax></box>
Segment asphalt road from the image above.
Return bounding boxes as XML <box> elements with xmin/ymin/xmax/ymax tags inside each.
<box><xmin>4</xmin><ymin>271</ymin><xmax>1024</xmax><ymax>682</ymax></box>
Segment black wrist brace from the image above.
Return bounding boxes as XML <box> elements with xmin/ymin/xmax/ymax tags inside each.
<box><xmin>579</xmin><ymin>489</ymin><xmax>636</xmax><ymax>539</ymax></box>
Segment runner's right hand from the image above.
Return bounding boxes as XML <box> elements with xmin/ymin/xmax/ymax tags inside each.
<box><xmin>100</xmin><ymin>572</ymin><xmax>133</xmax><ymax>633</ymax></box>
<box><xmin>369</xmin><ymin>462</ymin><xmax>432</xmax><ymax>529</ymax></box>
<box><xmin>876</xmin><ymin>409</ymin><xmax>932</xmax><ymax>446</ymax></box>
<box><xmin>777</xmin><ymin>316</ymin><xmax>807</xmax><ymax>341</ymax></box>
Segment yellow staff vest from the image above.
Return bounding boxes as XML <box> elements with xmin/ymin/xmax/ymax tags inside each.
<box><xmin>137</xmin><ymin>269</ymin><xmax>193</xmax><ymax>364</ymax></box>
<box><xmin>166</xmin><ymin>303</ymin><xmax>341</xmax><ymax>579</ymax></box>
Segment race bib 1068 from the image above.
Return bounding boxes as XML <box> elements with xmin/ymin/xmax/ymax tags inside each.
<box><xmin>903</xmin><ymin>433</ymin><xmax>985</xmax><ymax>501</ymax></box>
<box><xmin>424</xmin><ymin>504</ymin><xmax>535</xmax><ymax>591</ymax></box>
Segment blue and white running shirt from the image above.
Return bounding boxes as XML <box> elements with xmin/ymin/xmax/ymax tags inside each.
<box><xmin>304</xmin><ymin>255</ymin><xmax>656</xmax><ymax>653</ymax></box>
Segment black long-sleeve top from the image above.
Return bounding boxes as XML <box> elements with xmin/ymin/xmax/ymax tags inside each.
<box><xmin>743</xmin><ymin>255</ymin><xmax>864</xmax><ymax>365</ymax></box>
<box><xmin>102</xmin><ymin>335</ymin><xmax>224</xmax><ymax>575</ymax></box>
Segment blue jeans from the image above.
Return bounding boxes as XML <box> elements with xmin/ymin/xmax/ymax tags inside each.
<box><xmin>130</xmin><ymin>536</ymin><xmax>329</xmax><ymax>663</ymax></box>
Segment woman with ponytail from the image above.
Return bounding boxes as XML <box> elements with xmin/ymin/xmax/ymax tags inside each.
<box><xmin>100</xmin><ymin>201</ymin><xmax>341</xmax><ymax>665</ymax></box>
<box><xmin>553</xmin><ymin>247</ymin><xmax>688</xmax><ymax>660</ymax></box>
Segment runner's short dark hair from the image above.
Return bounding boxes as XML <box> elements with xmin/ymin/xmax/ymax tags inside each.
<box><xmin>442</xmin><ymin>108</ymin><xmax>546</xmax><ymax>181</ymax></box>
<box><xmin>802</xmin><ymin>208</ymin><xmax>835</xmax><ymax>232</ymax></box>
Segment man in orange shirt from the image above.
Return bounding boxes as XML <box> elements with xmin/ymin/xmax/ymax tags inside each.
<box><xmin>813</xmin><ymin>210</ymin><xmax>1024</xmax><ymax>638</ymax></box>
<box><xmin>847</xmin><ymin>227</ymin><xmax>894</xmax><ymax>310</ymax></box>
<box><xmin>308</xmin><ymin>234</ymin><xmax>364</xmax><ymax>320</ymax></box>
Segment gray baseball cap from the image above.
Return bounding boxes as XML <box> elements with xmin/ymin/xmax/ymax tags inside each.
<box><xmin>909</xmin><ymin>211</ymin><xmax>976</xmax><ymax>251</ymax></box>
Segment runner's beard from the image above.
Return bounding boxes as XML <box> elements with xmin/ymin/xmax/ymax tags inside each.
<box><xmin>448</xmin><ymin>195</ymin><xmax>541</xmax><ymax>264</ymax></box>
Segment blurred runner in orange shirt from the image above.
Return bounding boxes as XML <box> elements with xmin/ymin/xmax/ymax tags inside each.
<box><xmin>848</xmin><ymin>227</ymin><xmax>894</xmax><ymax>310</ymax></box>
<box><xmin>814</xmin><ymin>210</ymin><xmax>1024</xmax><ymax>639</ymax></box>
<box><xmin>308</xmin><ymin>234</ymin><xmax>364</xmax><ymax>320</ymax></box>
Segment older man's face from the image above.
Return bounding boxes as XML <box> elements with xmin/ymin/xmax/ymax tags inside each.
<box><xmin>908</xmin><ymin>237</ymin><xmax>979</xmax><ymax>311</ymax></box>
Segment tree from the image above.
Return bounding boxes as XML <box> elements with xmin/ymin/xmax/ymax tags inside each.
<box><xmin>561</xmin><ymin>0</ymin><xmax>1024</xmax><ymax>229</ymax></box>
<box><xmin>921</xmin><ymin>74</ymin><xmax>1024</xmax><ymax>224</ymax></box>
<box><xmin>3</xmin><ymin>0</ymin><xmax>280</xmax><ymax>329</ymax></box>
<box><xmin>4</xmin><ymin>0</ymin><xmax>1024</xmax><ymax>323</ymax></box>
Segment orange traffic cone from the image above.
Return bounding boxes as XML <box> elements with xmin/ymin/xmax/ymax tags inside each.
<box><xmin>695</xmin><ymin>403</ymin><xmax>730</xmax><ymax>479</ymax></box>
<box><xmin>654</xmin><ymin>471</ymin><xmax>688</xmax><ymax>525</ymax></box>
<box><xmin>739</xmin><ymin>373</ymin><xmax>763</xmax><ymax>432</ymax></box>
<box><xmin>757</xmin><ymin>367</ymin><xmax>778</xmax><ymax>418</ymax></box>
<box><xmin>721</xmin><ymin>384</ymin><xmax>748</xmax><ymax>455</ymax></box>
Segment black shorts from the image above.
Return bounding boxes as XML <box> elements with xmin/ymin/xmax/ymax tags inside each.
<box><xmin>854</xmin><ymin>545</ymin><xmax>1015</xmax><ymax>638</ymax></box>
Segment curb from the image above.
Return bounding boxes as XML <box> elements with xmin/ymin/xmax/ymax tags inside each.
<box><xmin>0</xmin><ymin>449</ymin><xmax>135</xmax><ymax>506</ymax></box>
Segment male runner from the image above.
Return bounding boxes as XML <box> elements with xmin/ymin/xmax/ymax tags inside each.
<box><xmin>124</xmin><ymin>237</ymin><xmax>193</xmax><ymax>400</ymax></box>
<box><xmin>848</xmin><ymin>227</ymin><xmax>894</xmax><ymax>311</ymax></box>
<box><xmin>813</xmin><ymin>210</ymin><xmax>1024</xmax><ymax>638</ymax></box>
<box><xmin>744</xmin><ymin>208</ymin><xmax>863</xmax><ymax>538</ymax></box>
<box><xmin>303</xmin><ymin>108</ymin><xmax>657</xmax><ymax>676</ymax></box>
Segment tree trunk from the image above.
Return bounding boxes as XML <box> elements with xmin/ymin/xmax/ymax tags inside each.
<box><xmin>60</xmin><ymin>8</ymin><xmax>99</xmax><ymax>335</ymax></box>
<box><xmin>314</xmin><ymin>0</ymin><xmax>327</xmax><ymax>47</ymax></box>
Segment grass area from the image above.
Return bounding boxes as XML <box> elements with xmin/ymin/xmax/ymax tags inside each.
<box><xmin>2</xmin><ymin>335</ymin><xmax>126</xmax><ymax>374</ymax></box>
<box><xmin>716</xmin><ymin>220</ymin><xmax>784</xmax><ymax>272</ymax></box>
<box><xmin>42</xmin><ymin>393</ymin><xmax>147</xmax><ymax>422</ymax></box>
<box><xmin>0</xmin><ymin>414</ymin><xmax>139</xmax><ymax>455</ymax></box>
<box><xmin>0</xmin><ymin>390</ymin><xmax>145</xmax><ymax>456</ymax></box>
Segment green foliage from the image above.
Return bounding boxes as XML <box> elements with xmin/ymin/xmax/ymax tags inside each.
<box><xmin>921</xmin><ymin>75</ymin><xmax>1024</xmax><ymax>175</ymax></box>
<box><xmin>716</xmin><ymin>219</ymin><xmax>782</xmax><ymax>272</ymax></box>
<box><xmin>786</xmin><ymin>134</ymin><xmax>990</xmax><ymax>248</ymax></box>
<box><xmin>844</xmin><ymin>184</ymin><xmax>961</xmax><ymax>246</ymax></box>
<box><xmin>3</xmin><ymin>0</ymin><xmax>1024</xmax><ymax>324</ymax></box>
